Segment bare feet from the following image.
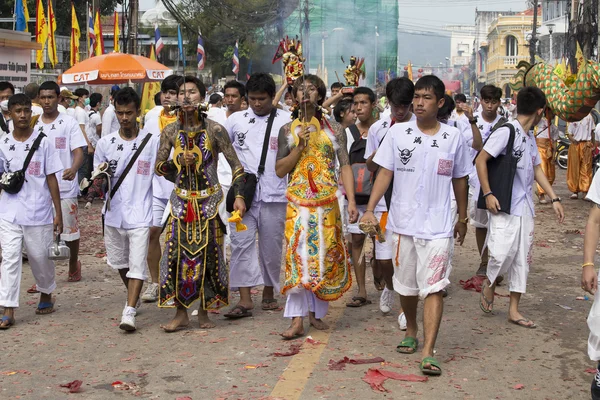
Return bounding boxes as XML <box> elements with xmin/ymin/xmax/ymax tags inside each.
<box><xmin>281</xmin><ymin>317</ymin><xmax>304</xmax><ymax>340</ymax></box>
<box><xmin>197</xmin><ymin>309</ymin><xmax>216</xmax><ymax>329</ymax></box>
<box><xmin>161</xmin><ymin>307</ymin><xmax>189</xmax><ymax>332</ymax></box>
<box><xmin>309</xmin><ymin>312</ymin><xmax>329</xmax><ymax>330</ymax></box>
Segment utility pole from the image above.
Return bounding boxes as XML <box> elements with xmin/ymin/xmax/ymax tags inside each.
<box><xmin>130</xmin><ymin>0</ymin><xmax>139</xmax><ymax>55</ymax></box>
<box><xmin>529</xmin><ymin>0</ymin><xmax>539</xmax><ymax>64</ymax></box>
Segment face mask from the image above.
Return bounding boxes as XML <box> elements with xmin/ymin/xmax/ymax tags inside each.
<box><xmin>69</xmin><ymin>100</ymin><xmax>75</xmax><ymax>107</ymax></box>
<box><xmin>0</xmin><ymin>100</ymin><xmax>7</xmax><ymax>112</ymax></box>
<box><xmin>84</xmin><ymin>98</ymin><xmax>90</xmax><ymax>106</ymax></box>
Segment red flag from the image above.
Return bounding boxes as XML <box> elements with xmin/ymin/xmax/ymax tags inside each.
<box><xmin>272</xmin><ymin>40</ymin><xmax>285</xmax><ymax>64</ymax></box>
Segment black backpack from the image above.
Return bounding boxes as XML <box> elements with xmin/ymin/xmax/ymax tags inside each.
<box><xmin>347</xmin><ymin>124</ymin><xmax>373</xmax><ymax>205</ymax></box>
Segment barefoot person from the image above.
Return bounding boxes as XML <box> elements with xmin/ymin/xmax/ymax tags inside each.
<box><xmin>156</xmin><ymin>76</ymin><xmax>246</xmax><ymax>331</ymax></box>
<box><xmin>0</xmin><ymin>94</ymin><xmax>63</xmax><ymax>329</ymax></box>
<box><xmin>276</xmin><ymin>74</ymin><xmax>358</xmax><ymax>339</ymax></box>
<box><xmin>476</xmin><ymin>87</ymin><xmax>564</xmax><ymax>328</ymax></box>
<box><xmin>94</xmin><ymin>88</ymin><xmax>160</xmax><ymax>332</ymax></box>
<box><xmin>360</xmin><ymin>75</ymin><xmax>471</xmax><ymax>376</ymax></box>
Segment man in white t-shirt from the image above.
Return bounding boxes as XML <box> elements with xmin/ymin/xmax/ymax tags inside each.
<box><xmin>37</xmin><ymin>81</ymin><xmax>87</xmax><ymax>283</ymax></box>
<box><xmin>458</xmin><ymin>85</ymin><xmax>505</xmax><ymax>277</ymax></box>
<box><xmin>86</xmin><ymin>93</ymin><xmax>103</xmax><ymax>150</ymax></box>
<box><xmin>101</xmin><ymin>86</ymin><xmax>121</xmax><ymax>138</ymax></box>
<box><xmin>534</xmin><ymin>115</ymin><xmax>560</xmax><ymax>204</ymax></box>
<box><xmin>0</xmin><ymin>94</ymin><xmax>63</xmax><ymax>329</ymax></box>
<box><xmin>450</xmin><ymin>93</ymin><xmax>469</xmax><ymax>124</ymax></box>
<box><xmin>476</xmin><ymin>87</ymin><xmax>564</xmax><ymax>329</ymax></box>
<box><xmin>362</xmin><ymin>75</ymin><xmax>471</xmax><ymax>376</ymax></box>
<box><xmin>94</xmin><ymin>88</ymin><xmax>160</xmax><ymax>332</ymax></box>
<box><xmin>140</xmin><ymin>74</ymin><xmax>180</xmax><ymax>303</ymax></box>
<box><xmin>365</xmin><ymin>77</ymin><xmax>415</xmax><ymax>327</ymax></box>
<box><xmin>567</xmin><ymin>113</ymin><xmax>596</xmax><ymax>199</ymax></box>
<box><xmin>224</xmin><ymin>73</ymin><xmax>291</xmax><ymax>318</ymax></box>
<box><xmin>58</xmin><ymin>89</ymin><xmax>78</xmax><ymax>115</ymax></box>
<box><xmin>207</xmin><ymin>93</ymin><xmax>227</xmax><ymax>125</ymax></box>
<box><xmin>24</xmin><ymin>83</ymin><xmax>43</xmax><ymax>117</ymax></box>
<box><xmin>74</xmin><ymin>88</ymin><xmax>92</xmax><ymax>186</ymax></box>
<box><xmin>0</xmin><ymin>81</ymin><xmax>14</xmax><ymax>136</ymax></box>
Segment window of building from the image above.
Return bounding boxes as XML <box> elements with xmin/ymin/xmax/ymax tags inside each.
<box><xmin>505</xmin><ymin>35</ymin><xmax>518</xmax><ymax>56</ymax></box>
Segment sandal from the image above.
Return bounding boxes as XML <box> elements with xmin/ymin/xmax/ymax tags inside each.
<box><xmin>479</xmin><ymin>279</ymin><xmax>494</xmax><ymax>314</ymax></box>
<box><xmin>26</xmin><ymin>284</ymin><xmax>39</xmax><ymax>294</ymax></box>
<box><xmin>224</xmin><ymin>305</ymin><xmax>253</xmax><ymax>319</ymax></box>
<box><xmin>396</xmin><ymin>337</ymin><xmax>419</xmax><ymax>354</ymax></box>
<box><xmin>509</xmin><ymin>318</ymin><xmax>537</xmax><ymax>329</ymax></box>
<box><xmin>261</xmin><ymin>299</ymin><xmax>279</xmax><ymax>310</ymax></box>
<box><xmin>35</xmin><ymin>301</ymin><xmax>55</xmax><ymax>315</ymax></box>
<box><xmin>346</xmin><ymin>296</ymin><xmax>372</xmax><ymax>307</ymax></box>
<box><xmin>420</xmin><ymin>356</ymin><xmax>442</xmax><ymax>376</ymax></box>
<box><xmin>68</xmin><ymin>261</ymin><xmax>82</xmax><ymax>282</ymax></box>
<box><xmin>0</xmin><ymin>315</ymin><xmax>15</xmax><ymax>330</ymax></box>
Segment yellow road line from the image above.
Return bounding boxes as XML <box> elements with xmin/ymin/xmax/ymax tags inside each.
<box><xmin>269</xmin><ymin>302</ymin><xmax>346</xmax><ymax>400</ymax></box>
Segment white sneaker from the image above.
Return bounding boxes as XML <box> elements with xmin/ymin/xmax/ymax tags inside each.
<box><xmin>119</xmin><ymin>306</ymin><xmax>136</xmax><ymax>331</ymax></box>
<box><xmin>379</xmin><ymin>287</ymin><xmax>394</xmax><ymax>314</ymax></box>
<box><xmin>398</xmin><ymin>312</ymin><xmax>407</xmax><ymax>331</ymax></box>
<box><xmin>141</xmin><ymin>283</ymin><xmax>159</xmax><ymax>302</ymax></box>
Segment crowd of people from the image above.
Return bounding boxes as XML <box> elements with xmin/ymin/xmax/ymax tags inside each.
<box><xmin>0</xmin><ymin>70</ymin><xmax>599</xmax><ymax>382</ymax></box>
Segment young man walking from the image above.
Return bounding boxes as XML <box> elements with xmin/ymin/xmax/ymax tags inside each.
<box><xmin>361</xmin><ymin>75</ymin><xmax>471</xmax><ymax>376</ymax></box>
<box><xmin>37</xmin><ymin>81</ymin><xmax>86</xmax><ymax>282</ymax></box>
<box><xmin>0</xmin><ymin>94</ymin><xmax>63</xmax><ymax>328</ymax></box>
<box><xmin>224</xmin><ymin>73</ymin><xmax>291</xmax><ymax>318</ymax></box>
<box><xmin>94</xmin><ymin>88</ymin><xmax>160</xmax><ymax>331</ymax></box>
<box><xmin>477</xmin><ymin>87</ymin><xmax>564</xmax><ymax>328</ymax></box>
<box><xmin>567</xmin><ymin>112</ymin><xmax>595</xmax><ymax>199</ymax></box>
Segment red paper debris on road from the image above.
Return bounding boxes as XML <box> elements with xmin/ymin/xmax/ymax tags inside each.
<box><xmin>271</xmin><ymin>343</ymin><xmax>301</xmax><ymax>357</ymax></box>
<box><xmin>363</xmin><ymin>368</ymin><xmax>428</xmax><ymax>392</ymax></box>
<box><xmin>328</xmin><ymin>356</ymin><xmax>385</xmax><ymax>370</ymax></box>
<box><xmin>60</xmin><ymin>380</ymin><xmax>83</xmax><ymax>393</ymax></box>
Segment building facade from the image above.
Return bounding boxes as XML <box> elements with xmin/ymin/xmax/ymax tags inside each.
<box><xmin>538</xmin><ymin>0</ymin><xmax>568</xmax><ymax>64</ymax></box>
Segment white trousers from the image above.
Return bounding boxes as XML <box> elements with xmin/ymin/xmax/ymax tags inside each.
<box><xmin>486</xmin><ymin>208</ymin><xmax>534</xmax><ymax>293</ymax></box>
<box><xmin>284</xmin><ymin>287</ymin><xmax>329</xmax><ymax>319</ymax></box>
<box><xmin>229</xmin><ymin>201</ymin><xmax>286</xmax><ymax>290</ymax></box>
<box><xmin>218</xmin><ymin>184</ymin><xmax>231</xmax><ymax>262</ymax></box>
<box><xmin>0</xmin><ymin>219</ymin><xmax>56</xmax><ymax>308</ymax></box>
<box><xmin>104</xmin><ymin>226</ymin><xmax>150</xmax><ymax>281</ymax></box>
<box><xmin>588</xmin><ymin>274</ymin><xmax>600</xmax><ymax>361</ymax></box>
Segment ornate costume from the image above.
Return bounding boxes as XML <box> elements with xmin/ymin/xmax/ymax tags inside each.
<box><xmin>281</xmin><ymin>116</ymin><xmax>351</xmax><ymax>301</ymax></box>
<box><xmin>282</xmin><ymin>39</ymin><xmax>305</xmax><ymax>85</ymax></box>
<box><xmin>156</xmin><ymin>118</ymin><xmax>244</xmax><ymax>309</ymax></box>
<box><xmin>344</xmin><ymin>56</ymin><xmax>364</xmax><ymax>87</ymax></box>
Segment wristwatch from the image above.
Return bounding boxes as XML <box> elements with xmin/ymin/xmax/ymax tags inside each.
<box><xmin>468</xmin><ymin>116</ymin><xmax>478</xmax><ymax>125</ymax></box>
<box><xmin>458</xmin><ymin>217</ymin><xmax>469</xmax><ymax>224</ymax></box>
<box><xmin>551</xmin><ymin>197</ymin><xmax>562</xmax><ymax>203</ymax></box>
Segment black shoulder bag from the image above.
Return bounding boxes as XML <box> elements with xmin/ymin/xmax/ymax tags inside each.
<box><xmin>0</xmin><ymin>133</ymin><xmax>46</xmax><ymax>194</ymax></box>
<box><xmin>476</xmin><ymin>124</ymin><xmax>518</xmax><ymax>214</ymax></box>
<box><xmin>226</xmin><ymin>108</ymin><xmax>277</xmax><ymax>213</ymax></box>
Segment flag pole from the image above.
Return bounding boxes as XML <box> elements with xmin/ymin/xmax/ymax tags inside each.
<box><xmin>13</xmin><ymin>1</ymin><xmax>16</xmax><ymax>31</ymax></box>
<box><xmin>86</xmin><ymin>1</ymin><xmax>89</xmax><ymax>59</ymax></box>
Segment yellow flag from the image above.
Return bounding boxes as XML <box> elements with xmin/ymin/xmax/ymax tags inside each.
<box><xmin>22</xmin><ymin>0</ymin><xmax>30</xmax><ymax>32</ymax></box>
<box><xmin>47</xmin><ymin>0</ymin><xmax>58</xmax><ymax>67</ymax></box>
<box><xmin>552</xmin><ymin>58</ymin><xmax>567</xmax><ymax>82</ymax></box>
<box><xmin>93</xmin><ymin>9</ymin><xmax>104</xmax><ymax>56</ymax></box>
<box><xmin>113</xmin><ymin>12</ymin><xmax>120</xmax><ymax>52</ymax></box>
<box><xmin>70</xmin><ymin>3</ymin><xmax>80</xmax><ymax>66</ymax></box>
<box><xmin>407</xmin><ymin>61</ymin><xmax>413</xmax><ymax>81</ymax></box>
<box><xmin>576</xmin><ymin>41</ymin><xmax>585</xmax><ymax>71</ymax></box>
<box><xmin>140</xmin><ymin>46</ymin><xmax>161</xmax><ymax>118</ymax></box>
<box><xmin>35</xmin><ymin>0</ymin><xmax>48</xmax><ymax>69</ymax></box>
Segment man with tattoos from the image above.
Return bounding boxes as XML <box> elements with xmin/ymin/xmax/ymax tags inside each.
<box><xmin>156</xmin><ymin>76</ymin><xmax>246</xmax><ymax>331</ymax></box>
<box><xmin>223</xmin><ymin>73</ymin><xmax>291</xmax><ymax>318</ymax></box>
<box><xmin>276</xmin><ymin>74</ymin><xmax>358</xmax><ymax>339</ymax></box>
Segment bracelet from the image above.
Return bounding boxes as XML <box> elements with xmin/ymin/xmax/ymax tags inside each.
<box><xmin>582</xmin><ymin>262</ymin><xmax>595</xmax><ymax>268</ymax></box>
<box><xmin>364</xmin><ymin>210</ymin><xmax>375</xmax><ymax>214</ymax></box>
<box><xmin>483</xmin><ymin>191</ymin><xmax>493</xmax><ymax>198</ymax></box>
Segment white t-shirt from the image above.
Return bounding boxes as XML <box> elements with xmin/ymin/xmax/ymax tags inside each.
<box><xmin>482</xmin><ymin>120</ymin><xmax>541</xmax><ymax>217</ymax></box>
<box><xmin>586</xmin><ymin>173</ymin><xmax>600</xmax><ymax>204</ymax></box>
<box><xmin>207</xmin><ymin>106</ymin><xmax>227</xmax><ymax>126</ymax></box>
<box><xmin>225</xmin><ymin>108</ymin><xmax>291</xmax><ymax>203</ymax></box>
<box><xmin>66</xmin><ymin>108</ymin><xmax>75</xmax><ymax>118</ymax></box>
<box><xmin>101</xmin><ymin>104</ymin><xmax>120</xmax><ymax>138</ymax></box>
<box><xmin>144</xmin><ymin>105</ymin><xmax>163</xmax><ymax>125</ymax></box>
<box><xmin>86</xmin><ymin>110</ymin><xmax>102</xmax><ymax>148</ymax></box>
<box><xmin>31</xmin><ymin>104</ymin><xmax>43</xmax><ymax>117</ymax></box>
<box><xmin>143</xmin><ymin>116</ymin><xmax>174</xmax><ymax>201</ymax></box>
<box><xmin>0</xmin><ymin>131</ymin><xmax>63</xmax><ymax>225</ymax></box>
<box><xmin>568</xmin><ymin>114</ymin><xmax>595</xmax><ymax>141</ymax></box>
<box><xmin>373</xmin><ymin>120</ymin><xmax>472</xmax><ymax>239</ymax></box>
<box><xmin>57</xmin><ymin>104</ymin><xmax>67</xmax><ymax>114</ymax></box>
<box><xmin>35</xmin><ymin>113</ymin><xmax>87</xmax><ymax>198</ymax></box>
<box><xmin>74</xmin><ymin>106</ymin><xmax>89</xmax><ymax>127</ymax></box>
<box><xmin>534</xmin><ymin>118</ymin><xmax>559</xmax><ymax>140</ymax></box>
<box><xmin>94</xmin><ymin>129</ymin><xmax>160</xmax><ymax>229</ymax></box>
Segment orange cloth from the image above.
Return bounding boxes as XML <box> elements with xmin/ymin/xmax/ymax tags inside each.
<box><xmin>567</xmin><ymin>141</ymin><xmax>593</xmax><ymax>194</ymax></box>
<box><xmin>536</xmin><ymin>138</ymin><xmax>555</xmax><ymax>195</ymax></box>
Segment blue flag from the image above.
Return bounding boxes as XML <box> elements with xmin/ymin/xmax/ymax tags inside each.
<box><xmin>15</xmin><ymin>0</ymin><xmax>26</xmax><ymax>32</ymax></box>
<box><xmin>177</xmin><ymin>25</ymin><xmax>186</xmax><ymax>69</ymax></box>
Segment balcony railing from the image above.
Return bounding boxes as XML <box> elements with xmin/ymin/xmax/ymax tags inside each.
<box><xmin>503</xmin><ymin>55</ymin><xmax>528</xmax><ymax>66</ymax></box>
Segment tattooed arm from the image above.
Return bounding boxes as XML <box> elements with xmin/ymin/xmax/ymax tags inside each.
<box><xmin>275</xmin><ymin>122</ymin><xmax>307</xmax><ymax>178</ymax></box>
<box><xmin>154</xmin><ymin>122</ymin><xmax>178</xmax><ymax>182</ymax></box>
<box><xmin>209</xmin><ymin>120</ymin><xmax>247</xmax><ymax>215</ymax></box>
<box><xmin>332</xmin><ymin>120</ymin><xmax>358</xmax><ymax>222</ymax></box>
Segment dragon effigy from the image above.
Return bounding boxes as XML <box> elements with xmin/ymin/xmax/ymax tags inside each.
<box><xmin>509</xmin><ymin>59</ymin><xmax>600</xmax><ymax>122</ymax></box>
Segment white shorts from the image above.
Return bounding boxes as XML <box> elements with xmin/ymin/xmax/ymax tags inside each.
<box><xmin>152</xmin><ymin>197</ymin><xmax>169</xmax><ymax>227</ymax></box>
<box><xmin>391</xmin><ymin>233</ymin><xmax>453</xmax><ymax>299</ymax></box>
<box><xmin>348</xmin><ymin>206</ymin><xmax>393</xmax><ymax>260</ymax></box>
<box><xmin>468</xmin><ymin>185</ymin><xmax>488</xmax><ymax>229</ymax></box>
<box><xmin>59</xmin><ymin>198</ymin><xmax>80</xmax><ymax>241</ymax></box>
<box><xmin>104</xmin><ymin>226</ymin><xmax>150</xmax><ymax>281</ymax></box>
<box><xmin>588</xmin><ymin>275</ymin><xmax>600</xmax><ymax>361</ymax></box>
<box><xmin>486</xmin><ymin>208</ymin><xmax>534</xmax><ymax>293</ymax></box>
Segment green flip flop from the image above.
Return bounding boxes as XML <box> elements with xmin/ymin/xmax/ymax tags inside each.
<box><xmin>396</xmin><ymin>337</ymin><xmax>419</xmax><ymax>354</ymax></box>
<box><xmin>420</xmin><ymin>356</ymin><xmax>442</xmax><ymax>376</ymax></box>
